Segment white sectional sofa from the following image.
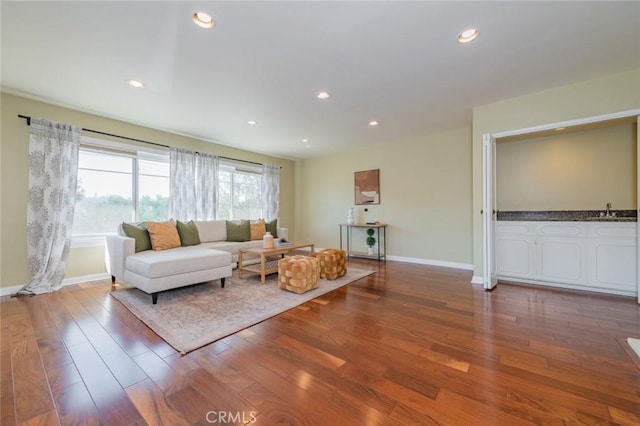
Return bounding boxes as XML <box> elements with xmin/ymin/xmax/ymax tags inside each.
<box><xmin>106</xmin><ymin>219</ymin><xmax>288</xmax><ymax>304</ymax></box>
<box><xmin>190</xmin><ymin>220</ymin><xmax>288</xmax><ymax>263</ymax></box>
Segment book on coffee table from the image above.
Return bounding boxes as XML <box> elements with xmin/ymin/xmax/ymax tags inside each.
<box><xmin>275</xmin><ymin>241</ymin><xmax>294</xmax><ymax>247</ymax></box>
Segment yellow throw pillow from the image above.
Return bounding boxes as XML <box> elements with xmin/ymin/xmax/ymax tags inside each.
<box><xmin>145</xmin><ymin>220</ymin><xmax>181</xmax><ymax>251</ymax></box>
<box><xmin>250</xmin><ymin>219</ymin><xmax>266</xmax><ymax>240</ymax></box>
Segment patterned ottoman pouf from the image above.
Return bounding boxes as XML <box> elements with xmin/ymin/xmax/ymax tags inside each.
<box><xmin>314</xmin><ymin>248</ymin><xmax>347</xmax><ymax>280</ymax></box>
<box><xmin>278</xmin><ymin>255</ymin><xmax>320</xmax><ymax>294</ymax></box>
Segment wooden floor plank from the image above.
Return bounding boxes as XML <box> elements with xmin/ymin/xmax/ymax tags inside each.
<box><xmin>125</xmin><ymin>378</ymin><xmax>190</xmax><ymax>426</ymax></box>
<box><xmin>184</xmin><ymin>367</ymin><xmax>258</xmax><ymax>423</ymax></box>
<box><xmin>17</xmin><ymin>409</ymin><xmax>59</xmax><ymax>426</ymax></box>
<box><xmin>46</xmin><ymin>363</ymin><xmax>83</xmax><ymax>394</ymax></box>
<box><xmin>188</xmin><ymin>349</ymin><xmax>254</xmax><ymax>394</ymax></box>
<box><xmin>164</xmin><ymin>383</ymin><xmax>215</xmax><ymax>424</ymax></box>
<box><xmin>11</xmin><ymin>336</ymin><xmax>54</xmax><ymax>424</ymax></box>
<box><xmin>1</xmin><ymin>378</ymin><xmax>16</xmax><ymax>426</ymax></box>
<box><xmin>237</xmin><ymin>383</ymin><xmax>307</xmax><ymax>426</ymax></box>
<box><xmin>34</xmin><ymin>328</ymin><xmax>73</xmax><ymax>372</ymax></box>
<box><xmin>434</xmin><ymin>388</ymin><xmax>536</xmax><ymax>426</ymax></box>
<box><xmin>66</xmin><ymin>342</ymin><xmax>143</xmax><ymax>426</ymax></box>
<box><xmin>274</xmin><ymin>334</ymin><xmax>346</xmax><ymax>369</ymax></box>
<box><xmin>131</xmin><ymin>350</ymin><xmax>188</xmax><ymax>395</ymax></box>
<box><xmin>51</xmin><ymin>381</ymin><xmax>101</xmax><ymax>426</ymax></box>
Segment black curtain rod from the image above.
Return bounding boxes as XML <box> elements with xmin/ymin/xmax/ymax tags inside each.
<box><xmin>17</xmin><ymin>114</ymin><xmax>266</xmax><ymax>167</ymax></box>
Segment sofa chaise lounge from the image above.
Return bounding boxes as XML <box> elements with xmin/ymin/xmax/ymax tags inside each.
<box><xmin>106</xmin><ymin>219</ymin><xmax>288</xmax><ymax>303</ymax></box>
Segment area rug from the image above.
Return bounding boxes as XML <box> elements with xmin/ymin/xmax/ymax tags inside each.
<box><xmin>110</xmin><ymin>268</ymin><xmax>374</xmax><ymax>354</ymax></box>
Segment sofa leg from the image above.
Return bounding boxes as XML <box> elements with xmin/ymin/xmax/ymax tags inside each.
<box><xmin>152</xmin><ymin>293</ymin><xmax>158</xmax><ymax>304</ymax></box>
<box><xmin>221</xmin><ymin>277</ymin><xmax>225</xmax><ymax>288</ymax></box>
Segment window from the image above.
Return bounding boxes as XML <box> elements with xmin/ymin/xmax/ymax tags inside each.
<box><xmin>71</xmin><ymin>138</ymin><xmax>264</xmax><ymax>246</ymax></box>
<box><xmin>73</xmin><ymin>150</ymin><xmax>134</xmax><ymax>235</ymax></box>
<box><xmin>137</xmin><ymin>157</ymin><xmax>170</xmax><ymax>221</ymax></box>
<box><xmin>72</xmin><ymin>141</ymin><xmax>169</xmax><ymax>243</ymax></box>
<box><xmin>217</xmin><ymin>164</ymin><xmax>262</xmax><ymax>220</ymax></box>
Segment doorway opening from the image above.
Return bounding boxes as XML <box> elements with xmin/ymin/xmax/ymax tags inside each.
<box><xmin>482</xmin><ymin>109</ymin><xmax>640</xmax><ymax>303</ymax></box>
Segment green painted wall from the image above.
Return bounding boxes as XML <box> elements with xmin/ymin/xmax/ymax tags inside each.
<box><xmin>297</xmin><ymin>126</ymin><xmax>473</xmax><ymax>266</ymax></box>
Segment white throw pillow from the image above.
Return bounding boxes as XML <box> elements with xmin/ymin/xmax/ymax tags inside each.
<box><xmin>194</xmin><ymin>220</ymin><xmax>227</xmax><ymax>242</ymax></box>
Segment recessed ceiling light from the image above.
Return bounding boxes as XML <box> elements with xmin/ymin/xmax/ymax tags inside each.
<box><xmin>301</xmin><ymin>138</ymin><xmax>309</xmax><ymax>143</ymax></box>
<box><xmin>457</xmin><ymin>28</ymin><xmax>479</xmax><ymax>44</ymax></box>
<box><xmin>555</xmin><ymin>127</ymin><xmax>566</xmax><ymax>131</ymax></box>
<box><xmin>127</xmin><ymin>79</ymin><xmax>145</xmax><ymax>89</ymax></box>
<box><xmin>316</xmin><ymin>91</ymin><xmax>330</xmax><ymax>100</ymax></box>
<box><xmin>193</xmin><ymin>11</ymin><xmax>215</xmax><ymax>29</ymax></box>
<box><xmin>247</xmin><ymin>120</ymin><xmax>257</xmax><ymax>126</ymax></box>
<box><xmin>369</xmin><ymin>120</ymin><xmax>379</xmax><ymax>127</ymax></box>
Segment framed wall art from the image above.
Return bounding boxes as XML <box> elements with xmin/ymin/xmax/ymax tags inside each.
<box><xmin>354</xmin><ymin>169</ymin><xmax>380</xmax><ymax>205</ymax></box>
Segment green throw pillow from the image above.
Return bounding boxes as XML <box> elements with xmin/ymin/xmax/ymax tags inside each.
<box><xmin>121</xmin><ymin>222</ymin><xmax>152</xmax><ymax>253</ymax></box>
<box><xmin>226</xmin><ymin>220</ymin><xmax>250</xmax><ymax>242</ymax></box>
<box><xmin>265</xmin><ymin>219</ymin><xmax>278</xmax><ymax>238</ymax></box>
<box><xmin>176</xmin><ymin>220</ymin><xmax>201</xmax><ymax>246</ymax></box>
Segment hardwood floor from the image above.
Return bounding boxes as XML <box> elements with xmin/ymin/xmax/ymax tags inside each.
<box><xmin>1</xmin><ymin>259</ymin><xmax>639</xmax><ymax>425</ymax></box>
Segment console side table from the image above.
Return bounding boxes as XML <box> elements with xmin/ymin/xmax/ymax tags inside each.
<box><xmin>339</xmin><ymin>223</ymin><xmax>387</xmax><ymax>261</ymax></box>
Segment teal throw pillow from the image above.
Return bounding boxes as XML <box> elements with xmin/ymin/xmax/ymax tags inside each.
<box><xmin>121</xmin><ymin>222</ymin><xmax>152</xmax><ymax>253</ymax></box>
<box><xmin>226</xmin><ymin>220</ymin><xmax>251</xmax><ymax>242</ymax></box>
<box><xmin>265</xmin><ymin>219</ymin><xmax>278</xmax><ymax>238</ymax></box>
<box><xmin>176</xmin><ymin>220</ymin><xmax>201</xmax><ymax>246</ymax></box>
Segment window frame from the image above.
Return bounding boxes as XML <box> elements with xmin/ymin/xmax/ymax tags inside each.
<box><xmin>71</xmin><ymin>136</ymin><xmax>169</xmax><ymax>247</ymax></box>
<box><xmin>217</xmin><ymin>161</ymin><xmax>263</xmax><ymax>220</ymax></box>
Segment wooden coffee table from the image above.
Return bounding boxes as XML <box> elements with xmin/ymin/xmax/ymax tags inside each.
<box><xmin>238</xmin><ymin>243</ymin><xmax>315</xmax><ymax>284</ymax></box>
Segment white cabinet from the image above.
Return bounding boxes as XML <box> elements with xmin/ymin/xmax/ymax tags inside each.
<box><xmin>496</xmin><ymin>222</ymin><xmax>536</xmax><ymax>279</ymax></box>
<box><xmin>536</xmin><ymin>237</ymin><xmax>587</xmax><ymax>284</ymax></box>
<box><xmin>536</xmin><ymin>223</ymin><xmax>587</xmax><ymax>285</ymax></box>
<box><xmin>496</xmin><ymin>221</ymin><xmax>637</xmax><ymax>296</ymax></box>
<box><xmin>586</xmin><ymin>222</ymin><xmax>637</xmax><ymax>293</ymax></box>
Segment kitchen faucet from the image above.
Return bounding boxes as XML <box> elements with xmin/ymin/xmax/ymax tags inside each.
<box><xmin>605</xmin><ymin>202</ymin><xmax>612</xmax><ymax>217</ymax></box>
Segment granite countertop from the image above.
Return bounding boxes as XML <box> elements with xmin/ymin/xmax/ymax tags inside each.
<box><xmin>497</xmin><ymin>210</ymin><xmax>637</xmax><ymax>222</ymax></box>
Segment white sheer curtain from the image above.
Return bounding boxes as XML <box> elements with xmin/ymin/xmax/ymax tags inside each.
<box><xmin>169</xmin><ymin>147</ymin><xmax>218</xmax><ymax>220</ymax></box>
<box><xmin>195</xmin><ymin>152</ymin><xmax>218</xmax><ymax>220</ymax></box>
<box><xmin>261</xmin><ymin>164</ymin><xmax>280</xmax><ymax>221</ymax></box>
<box><xmin>18</xmin><ymin>118</ymin><xmax>81</xmax><ymax>295</ymax></box>
<box><xmin>169</xmin><ymin>148</ymin><xmax>196</xmax><ymax>220</ymax></box>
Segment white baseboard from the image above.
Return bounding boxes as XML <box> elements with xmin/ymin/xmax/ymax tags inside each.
<box><xmin>628</xmin><ymin>338</ymin><xmax>640</xmax><ymax>359</ymax></box>
<box><xmin>497</xmin><ymin>275</ymin><xmax>636</xmax><ymax>297</ymax></box>
<box><xmin>470</xmin><ymin>275</ymin><xmax>484</xmax><ymax>285</ymax></box>
<box><xmin>384</xmin><ymin>255</ymin><xmax>473</xmax><ymax>271</ymax></box>
<box><xmin>308</xmin><ymin>248</ymin><xmax>472</xmax><ymax>272</ymax></box>
<box><xmin>0</xmin><ymin>284</ymin><xmax>24</xmax><ymax>297</ymax></box>
<box><xmin>0</xmin><ymin>273</ymin><xmax>110</xmax><ymax>297</ymax></box>
<box><xmin>62</xmin><ymin>273</ymin><xmax>111</xmax><ymax>286</ymax></box>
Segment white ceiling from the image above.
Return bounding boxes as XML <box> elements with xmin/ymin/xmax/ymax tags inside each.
<box><xmin>2</xmin><ymin>1</ymin><xmax>639</xmax><ymax>160</ymax></box>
